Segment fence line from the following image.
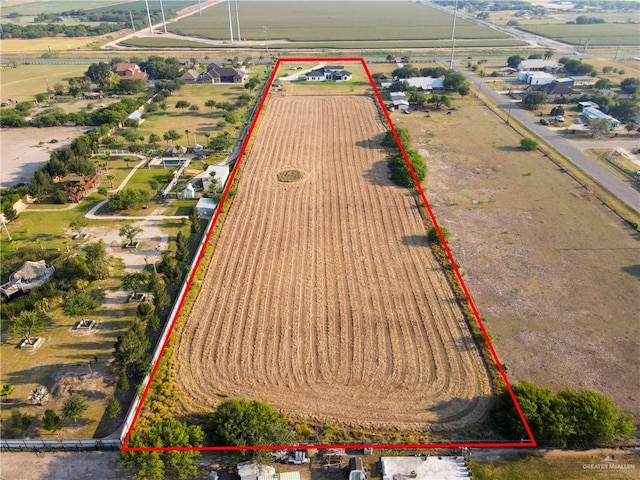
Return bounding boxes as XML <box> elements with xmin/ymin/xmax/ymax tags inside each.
<box><xmin>1</xmin><ymin>438</ymin><xmax>121</xmax><ymax>451</ymax></box>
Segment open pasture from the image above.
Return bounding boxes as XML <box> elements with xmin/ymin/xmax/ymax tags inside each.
<box><xmin>174</xmin><ymin>94</ymin><xmax>494</xmax><ymax>434</ymax></box>
<box><xmin>168</xmin><ymin>1</ymin><xmax>509</xmax><ymax>43</ymax></box>
<box><xmin>1</xmin><ymin>63</ymin><xmax>92</xmax><ymax>100</ymax></box>
<box><xmin>367</xmin><ymin>66</ymin><xmax>640</xmax><ymax>420</ymax></box>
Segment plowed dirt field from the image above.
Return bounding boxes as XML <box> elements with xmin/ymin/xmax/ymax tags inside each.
<box><xmin>175</xmin><ymin>95</ymin><xmax>493</xmax><ymax>433</ymax></box>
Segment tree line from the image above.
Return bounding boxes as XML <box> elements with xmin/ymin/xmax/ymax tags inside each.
<box><xmin>1</xmin><ymin>8</ymin><xmax>173</xmax><ymax>40</ymax></box>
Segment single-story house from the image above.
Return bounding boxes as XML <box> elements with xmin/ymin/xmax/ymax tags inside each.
<box><xmin>405</xmin><ymin>76</ymin><xmax>445</xmax><ymax>92</ymax></box>
<box><xmin>65</xmin><ymin>174</ymin><xmax>100</xmax><ymax>203</ymax></box>
<box><xmin>524</xmin><ymin>81</ymin><xmax>578</xmax><ymax>100</ymax></box>
<box><xmin>272</xmin><ymin>79</ymin><xmax>283</xmax><ymax>88</ymax></box>
<box><xmin>517</xmin><ymin>59</ymin><xmax>558</xmax><ymax>72</ymax></box>
<box><xmin>115</xmin><ymin>62</ymin><xmax>148</xmax><ymax>80</ymax></box>
<box><xmin>237</xmin><ymin>462</ymin><xmax>275</xmax><ymax>480</ymax></box>
<box><xmin>582</xmin><ymin>106</ymin><xmax>621</xmax><ymax>129</ymax></box>
<box><xmin>517</xmin><ymin>71</ymin><xmax>556</xmax><ymax>85</ymax></box>
<box><xmin>180</xmin><ymin>69</ymin><xmax>200</xmax><ymax>84</ymax></box>
<box><xmin>202</xmin><ymin>165</ymin><xmax>230</xmax><ymax>193</ymax></box>
<box><xmin>195</xmin><ymin>197</ymin><xmax>217</xmax><ymax>219</ymax></box>
<box><xmin>199</xmin><ymin>63</ymin><xmax>246</xmax><ymax>83</ymax></box>
<box><xmin>381</xmin><ymin>456</ymin><xmax>471</xmax><ymax>480</ymax></box>
<box><xmin>305</xmin><ymin>66</ymin><xmax>352</xmax><ymax>81</ymax></box>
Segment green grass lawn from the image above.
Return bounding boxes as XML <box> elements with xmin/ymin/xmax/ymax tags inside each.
<box><xmin>0</xmin><ymin>64</ymin><xmax>91</xmax><ymax>100</ymax></box>
<box><xmin>470</xmin><ymin>452</ymin><xmax>640</xmax><ymax>480</ymax></box>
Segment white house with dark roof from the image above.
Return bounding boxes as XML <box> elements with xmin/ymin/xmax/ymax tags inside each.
<box><xmin>198</xmin><ymin>63</ymin><xmax>246</xmax><ymax>84</ymax></box>
<box><xmin>405</xmin><ymin>76</ymin><xmax>445</xmax><ymax>92</ymax></box>
<box><xmin>305</xmin><ymin>66</ymin><xmax>352</xmax><ymax>81</ymax></box>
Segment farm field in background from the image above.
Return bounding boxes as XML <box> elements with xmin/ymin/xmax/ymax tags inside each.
<box><xmin>168</xmin><ymin>1</ymin><xmax>509</xmax><ymax>42</ymax></box>
<box><xmin>365</xmin><ymin>61</ymin><xmax>640</xmax><ymax>421</ymax></box>
<box><xmin>172</xmin><ymin>93</ymin><xmax>494</xmax><ymax>437</ymax></box>
<box><xmin>516</xmin><ymin>23</ymin><xmax>639</xmax><ymax>46</ymax></box>
<box><xmin>0</xmin><ymin>0</ymin><xmax>113</xmax><ymax>15</ymax></box>
<box><xmin>120</xmin><ymin>36</ymin><xmax>526</xmax><ymax>50</ymax></box>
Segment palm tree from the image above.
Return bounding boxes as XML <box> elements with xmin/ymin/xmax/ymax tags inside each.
<box><xmin>543</xmin><ymin>50</ymin><xmax>553</xmax><ymax>60</ymax></box>
<box><xmin>119</xmin><ymin>224</ymin><xmax>143</xmax><ymax>246</ymax></box>
<box><xmin>107</xmin><ymin>174</ymin><xmax>116</xmax><ymax>188</ymax></box>
<box><xmin>185</xmin><ymin>129</ymin><xmax>192</xmax><ymax>147</ymax></box>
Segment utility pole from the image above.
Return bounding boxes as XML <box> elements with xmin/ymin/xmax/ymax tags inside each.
<box><xmin>449</xmin><ymin>0</ymin><xmax>458</xmax><ymax>68</ymax></box>
<box><xmin>227</xmin><ymin>0</ymin><xmax>234</xmax><ymax>44</ymax></box>
<box><xmin>130</xmin><ymin>11</ymin><xmax>136</xmax><ymax>35</ymax></box>
<box><xmin>263</xmin><ymin>25</ymin><xmax>268</xmax><ymax>53</ymax></box>
<box><xmin>144</xmin><ymin>0</ymin><xmax>153</xmax><ymax>34</ymax></box>
<box><xmin>198</xmin><ymin>0</ymin><xmax>202</xmax><ymax>16</ymax></box>
<box><xmin>159</xmin><ymin>0</ymin><xmax>167</xmax><ymax>33</ymax></box>
<box><xmin>235</xmin><ymin>0</ymin><xmax>241</xmax><ymax>42</ymax></box>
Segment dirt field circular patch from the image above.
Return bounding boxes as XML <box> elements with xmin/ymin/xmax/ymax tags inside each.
<box><xmin>277</xmin><ymin>168</ymin><xmax>306</xmax><ymax>183</ymax></box>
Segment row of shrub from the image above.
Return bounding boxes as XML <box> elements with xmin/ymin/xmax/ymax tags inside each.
<box><xmin>381</xmin><ymin>125</ymin><xmax>428</xmax><ymax>188</ymax></box>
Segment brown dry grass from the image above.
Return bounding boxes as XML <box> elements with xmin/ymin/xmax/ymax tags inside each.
<box><xmin>386</xmin><ymin>91</ymin><xmax>640</xmax><ymax>420</ymax></box>
<box><xmin>174</xmin><ymin>95</ymin><xmax>493</xmax><ymax>433</ymax></box>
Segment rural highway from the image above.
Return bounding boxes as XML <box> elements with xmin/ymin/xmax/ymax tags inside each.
<box><xmin>454</xmin><ymin>64</ymin><xmax>640</xmax><ymax>213</ymax></box>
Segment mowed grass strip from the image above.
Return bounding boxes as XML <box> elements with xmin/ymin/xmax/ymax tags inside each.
<box><xmin>516</xmin><ymin>23</ymin><xmax>640</xmax><ymax>46</ymax></box>
<box><xmin>169</xmin><ymin>1</ymin><xmax>509</xmax><ymax>42</ymax></box>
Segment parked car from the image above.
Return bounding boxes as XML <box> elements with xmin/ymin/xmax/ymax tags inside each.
<box><xmin>555</xmin><ymin>115</ymin><xmax>565</xmax><ymax>122</ymax></box>
<box><xmin>540</xmin><ymin>118</ymin><xmax>550</xmax><ymax>125</ymax></box>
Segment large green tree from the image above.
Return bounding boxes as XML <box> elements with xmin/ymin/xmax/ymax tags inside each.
<box><xmin>388</xmin><ymin>149</ymin><xmax>427</xmax><ymax>188</ymax></box>
<box><xmin>492</xmin><ymin>381</ymin><xmax>635</xmax><ymax>448</ymax></box>
<box><xmin>209</xmin><ymin>398</ymin><xmax>292</xmax><ymax>449</ymax></box>
<box><xmin>522</xmin><ymin>91</ymin><xmax>547</xmax><ymax>111</ymax></box>
<box><xmin>381</xmin><ymin>126</ymin><xmax>411</xmax><ymax>149</ymax></box>
<box><xmin>10</xmin><ymin>310</ymin><xmax>47</xmax><ymax>345</ymax></box>
<box><xmin>61</xmin><ymin>396</ymin><xmax>88</xmax><ymax>425</ymax></box>
<box><xmin>113</xmin><ymin>319</ymin><xmax>150</xmax><ymax>383</ymax></box>
<box><xmin>83</xmin><ymin>239</ymin><xmax>111</xmax><ymax>280</ymax></box>
<box><xmin>121</xmin><ymin>418</ymin><xmax>204</xmax><ymax>480</ymax></box>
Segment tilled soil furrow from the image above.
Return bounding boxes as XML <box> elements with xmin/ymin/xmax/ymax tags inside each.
<box><xmin>174</xmin><ymin>95</ymin><xmax>493</xmax><ymax>432</ymax></box>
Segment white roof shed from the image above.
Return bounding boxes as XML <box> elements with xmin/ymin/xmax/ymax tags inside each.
<box><xmin>381</xmin><ymin>456</ymin><xmax>471</xmax><ymax>480</ymax></box>
<box><xmin>238</xmin><ymin>463</ymin><xmax>276</xmax><ymax>480</ymax></box>
<box><xmin>195</xmin><ymin>197</ymin><xmax>217</xmax><ymax>219</ymax></box>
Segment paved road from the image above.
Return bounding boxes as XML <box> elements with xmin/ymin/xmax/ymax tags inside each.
<box><xmin>454</xmin><ymin>65</ymin><xmax>640</xmax><ymax>213</ymax></box>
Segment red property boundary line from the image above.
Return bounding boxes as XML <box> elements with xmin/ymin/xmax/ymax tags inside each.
<box><xmin>121</xmin><ymin>57</ymin><xmax>536</xmax><ymax>452</ymax></box>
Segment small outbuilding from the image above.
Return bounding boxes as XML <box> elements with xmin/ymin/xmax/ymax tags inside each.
<box><xmin>237</xmin><ymin>462</ymin><xmax>275</xmax><ymax>480</ymax></box>
<box><xmin>195</xmin><ymin>197</ymin><xmax>217</xmax><ymax>219</ymax></box>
